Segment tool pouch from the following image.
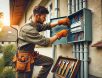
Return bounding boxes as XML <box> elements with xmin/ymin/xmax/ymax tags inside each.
<box><xmin>16</xmin><ymin>56</ymin><xmax>29</xmax><ymax>72</ymax></box>
<box><xmin>12</xmin><ymin>52</ymin><xmax>34</xmax><ymax>72</ymax></box>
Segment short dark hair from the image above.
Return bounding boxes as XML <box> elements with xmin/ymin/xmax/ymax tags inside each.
<box><xmin>33</xmin><ymin>6</ymin><xmax>49</xmax><ymax>15</ymax></box>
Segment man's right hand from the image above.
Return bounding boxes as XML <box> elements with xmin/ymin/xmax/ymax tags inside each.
<box><xmin>56</xmin><ymin>29</ymin><xmax>69</xmax><ymax>39</ymax></box>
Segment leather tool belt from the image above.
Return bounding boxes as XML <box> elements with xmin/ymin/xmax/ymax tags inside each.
<box><xmin>12</xmin><ymin>50</ymin><xmax>39</xmax><ymax>72</ymax></box>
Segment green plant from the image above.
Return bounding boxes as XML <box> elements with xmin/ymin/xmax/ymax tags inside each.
<box><xmin>0</xmin><ymin>44</ymin><xmax>17</xmax><ymax>78</ymax></box>
<box><xmin>0</xmin><ymin>67</ymin><xmax>16</xmax><ymax>78</ymax></box>
<box><xmin>0</xmin><ymin>57</ymin><xmax>4</xmax><ymax>73</ymax></box>
<box><xmin>0</xmin><ymin>44</ymin><xmax>3</xmax><ymax>53</ymax></box>
<box><xmin>3</xmin><ymin>44</ymin><xmax>17</xmax><ymax>66</ymax></box>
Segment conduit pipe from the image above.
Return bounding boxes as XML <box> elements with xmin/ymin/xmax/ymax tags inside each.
<box><xmin>83</xmin><ymin>0</ymin><xmax>87</xmax><ymax>8</ymax></box>
<box><xmin>55</xmin><ymin>0</ymin><xmax>59</xmax><ymax>18</ymax></box>
<box><xmin>72</xmin><ymin>43</ymin><xmax>76</xmax><ymax>58</ymax></box>
<box><xmin>79</xmin><ymin>0</ymin><xmax>83</xmax><ymax>10</ymax></box>
<box><xmin>72</xmin><ymin>0</ymin><xmax>75</xmax><ymax>13</ymax></box>
<box><xmin>76</xmin><ymin>43</ymin><xmax>80</xmax><ymax>60</ymax></box>
<box><xmin>68</xmin><ymin>0</ymin><xmax>72</xmax><ymax>15</ymax></box>
<box><xmin>76</xmin><ymin>43</ymin><xmax>80</xmax><ymax>78</ymax></box>
<box><xmin>84</xmin><ymin>42</ymin><xmax>89</xmax><ymax>78</ymax></box>
<box><xmin>52</xmin><ymin>0</ymin><xmax>59</xmax><ymax>62</ymax></box>
<box><xmin>53</xmin><ymin>0</ymin><xmax>59</xmax><ymax>78</ymax></box>
<box><xmin>80</xmin><ymin>43</ymin><xmax>84</xmax><ymax>78</ymax></box>
<box><xmin>76</xmin><ymin>0</ymin><xmax>79</xmax><ymax>11</ymax></box>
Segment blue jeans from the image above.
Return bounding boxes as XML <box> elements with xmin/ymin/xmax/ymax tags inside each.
<box><xmin>17</xmin><ymin>54</ymin><xmax>53</xmax><ymax>78</ymax></box>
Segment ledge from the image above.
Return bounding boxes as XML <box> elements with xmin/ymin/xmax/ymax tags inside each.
<box><xmin>91</xmin><ymin>40</ymin><xmax>102</xmax><ymax>47</ymax></box>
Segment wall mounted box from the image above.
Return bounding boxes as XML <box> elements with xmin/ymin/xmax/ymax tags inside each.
<box><xmin>67</xmin><ymin>8</ymin><xmax>92</xmax><ymax>43</ymax></box>
<box><xmin>50</xmin><ymin>8</ymin><xmax>92</xmax><ymax>44</ymax></box>
<box><xmin>50</xmin><ymin>16</ymin><xmax>70</xmax><ymax>45</ymax></box>
<box><xmin>52</xmin><ymin>56</ymin><xmax>80</xmax><ymax>78</ymax></box>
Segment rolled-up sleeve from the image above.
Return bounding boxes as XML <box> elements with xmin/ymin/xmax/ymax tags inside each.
<box><xmin>36</xmin><ymin>23</ymin><xmax>51</xmax><ymax>32</ymax></box>
<box><xmin>22</xmin><ymin>28</ymin><xmax>50</xmax><ymax>47</ymax></box>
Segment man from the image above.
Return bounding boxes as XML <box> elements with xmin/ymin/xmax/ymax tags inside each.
<box><xmin>16</xmin><ymin>6</ymin><xmax>70</xmax><ymax>78</ymax></box>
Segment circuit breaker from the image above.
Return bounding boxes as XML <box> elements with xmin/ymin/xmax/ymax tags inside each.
<box><xmin>67</xmin><ymin>8</ymin><xmax>92</xmax><ymax>43</ymax></box>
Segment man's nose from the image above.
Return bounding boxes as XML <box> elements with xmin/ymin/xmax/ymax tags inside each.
<box><xmin>44</xmin><ymin>18</ymin><xmax>46</xmax><ymax>21</ymax></box>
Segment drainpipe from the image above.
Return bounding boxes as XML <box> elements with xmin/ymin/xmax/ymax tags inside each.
<box><xmin>76</xmin><ymin>43</ymin><xmax>80</xmax><ymax>60</ymax></box>
<box><xmin>76</xmin><ymin>43</ymin><xmax>80</xmax><ymax>78</ymax></box>
<box><xmin>80</xmin><ymin>42</ymin><xmax>84</xmax><ymax>78</ymax></box>
<box><xmin>53</xmin><ymin>0</ymin><xmax>58</xmax><ymax>62</ymax></box>
<box><xmin>84</xmin><ymin>42</ymin><xmax>89</xmax><ymax>78</ymax></box>
<box><xmin>68</xmin><ymin>0</ymin><xmax>72</xmax><ymax>15</ymax></box>
<box><xmin>10</xmin><ymin>25</ymin><xmax>18</xmax><ymax>78</ymax></box>
<box><xmin>72</xmin><ymin>0</ymin><xmax>75</xmax><ymax>13</ymax></box>
<box><xmin>52</xmin><ymin>45</ymin><xmax>57</xmax><ymax>77</ymax></box>
<box><xmin>79</xmin><ymin>0</ymin><xmax>83</xmax><ymax>10</ymax></box>
<box><xmin>76</xmin><ymin>0</ymin><xmax>79</xmax><ymax>11</ymax></box>
<box><xmin>55</xmin><ymin>0</ymin><xmax>59</xmax><ymax>18</ymax></box>
<box><xmin>83</xmin><ymin>0</ymin><xmax>87</xmax><ymax>8</ymax></box>
<box><xmin>53</xmin><ymin>0</ymin><xmax>59</xmax><ymax>78</ymax></box>
<box><xmin>72</xmin><ymin>43</ymin><xmax>76</xmax><ymax>58</ymax></box>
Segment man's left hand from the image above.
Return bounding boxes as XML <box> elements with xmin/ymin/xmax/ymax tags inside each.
<box><xmin>58</xmin><ymin>18</ymin><xmax>70</xmax><ymax>26</ymax></box>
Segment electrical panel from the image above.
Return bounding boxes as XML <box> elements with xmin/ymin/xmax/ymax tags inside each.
<box><xmin>50</xmin><ymin>8</ymin><xmax>92</xmax><ymax>45</ymax></box>
<box><xmin>67</xmin><ymin>8</ymin><xmax>92</xmax><ymax>43</ymax></box>
<box><xmin>50</xmin><ymin>16</ymin><xmax>69</xmax><ymax>45</ymax></box>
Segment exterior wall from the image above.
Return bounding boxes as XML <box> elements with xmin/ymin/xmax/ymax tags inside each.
<box><xmin>88</xmin><ymin>0</ymin><xmax>102</xmax><ymax>77</ymax></box>
<box><xmin>56</xmin><ymin>44</ymin><xmax>73</xmax><ymax>58</ymax></box>
<box><xmin>19</xmin><ymin>0</ymin><xmax>102</xmax><ymax>77</ymax></box>
<box><xmin>88</xmin><ymin>0</ymin><xmax>102</xmax><ymax>43</ymax></box>
<box><xmin>59</xmin><ymin>0</ymin><xmax>68</xmax><ymax>17</ymax></box>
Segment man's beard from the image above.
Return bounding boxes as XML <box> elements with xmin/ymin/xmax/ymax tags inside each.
<box><xmin>38</xmin><ymin>21</ymin><xmax>43</xmax><ymax>24</ymax></box>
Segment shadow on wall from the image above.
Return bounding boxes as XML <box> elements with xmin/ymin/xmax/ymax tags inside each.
<box><xmin>89</xmin><ymin>74</ymin><xmax>101</xmax><ymax>78</ymax></box>
<box><xmin>32</xmin><ymin>66</ymin><xmax>53</xmax><ymax>78</ymax></box>
<box><xmin>96</xmin><ymin>47</ymin><xmax>102</xmax><ymax>50</ymax></box>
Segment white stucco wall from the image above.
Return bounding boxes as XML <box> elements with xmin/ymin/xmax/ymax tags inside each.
<box><xmin>88</xmin><ymin>0</ymin><xmax>102</xmax><ymax>77</ymax></box>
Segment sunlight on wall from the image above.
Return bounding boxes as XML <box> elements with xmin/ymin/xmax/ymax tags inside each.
<box><xmin>0</xmin><ymin>0</ymin><xmax>10</xmax><ymax>26</ymax></box>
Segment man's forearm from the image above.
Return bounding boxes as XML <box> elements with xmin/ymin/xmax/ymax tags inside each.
<box><xmin>50</xmin><ymin>22</ymin><xmax>58</xmax><ymax>28</ymax></box>
<box><xmin>50</xmin><ymin>35</ymin><xmax>58</xmax><ymax>44</ymax></box>
<box><xmin>50</xmin><ymin>17</ymin><xmax>70</xmax><ymax>28</ymax></box>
